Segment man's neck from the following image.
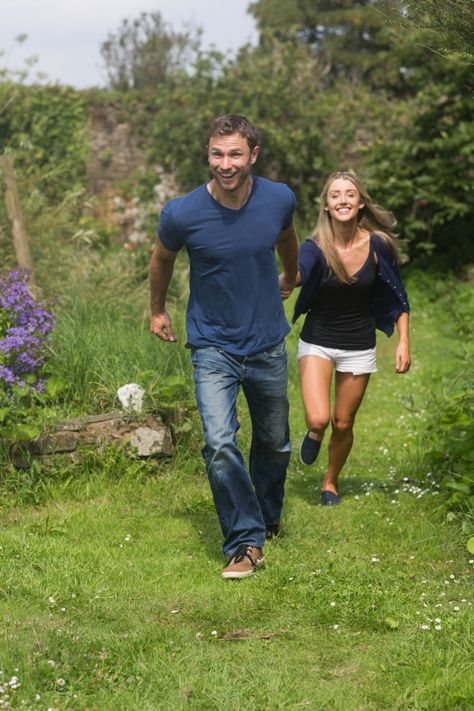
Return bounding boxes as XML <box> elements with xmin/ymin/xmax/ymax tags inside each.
<box><xmin>207</xmin><ymin>177</ymin><xmax>253</xmax><ymax>211</ymax></box>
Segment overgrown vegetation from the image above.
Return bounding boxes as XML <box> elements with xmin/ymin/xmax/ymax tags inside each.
<box><xmin>418</xmin><ymin>279</ymin><xmax>474</xmax><ymax>513</ymax></box>
<box><xmin>0</xmin><ymin>3</ymin><xmax>473</xmax><ymax>707</ymax></box>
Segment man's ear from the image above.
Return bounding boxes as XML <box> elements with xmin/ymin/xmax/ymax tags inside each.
<box><xmin>250</xmin><ymin>145</ymin><xmax>260</xmax><ymax>164</ymax></box>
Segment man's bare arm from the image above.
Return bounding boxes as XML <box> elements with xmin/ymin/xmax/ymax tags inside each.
<box><xmin>149</xmin><ymin>238</ymin><xmax>179</xmax><ymax>342</ymax></box>
<box><xmin>276</xmin><ymin>224</ymin><xmax>299</xmax><ymax>300</ymax></box>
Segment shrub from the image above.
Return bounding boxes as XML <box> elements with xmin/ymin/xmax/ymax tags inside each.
<box><xmin>0</xmin><ymin>270</ymin><xmax>55</xmax><ymax>439</ymax></box>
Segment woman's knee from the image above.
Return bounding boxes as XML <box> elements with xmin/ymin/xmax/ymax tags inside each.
<box><xmin>331</xmin><ymin>415</ymin><xmax>354</xmax><ymax>435</ymax></box>
<box><xmin>306</xmin><ymin>413</ymin><xmax>330</xmax><ymax>433</ymax></box>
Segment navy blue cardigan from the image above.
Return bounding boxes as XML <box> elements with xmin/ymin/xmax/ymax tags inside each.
<box><xmin>292</xmin><ymin>234</ymin><xmax>410</xmax><ymax>337</ymax></box>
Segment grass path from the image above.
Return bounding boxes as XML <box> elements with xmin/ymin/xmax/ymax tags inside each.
<box><xmin>1</xmin><ymin>288</ymin><xmax>473</xmax><ymax>710</ymax></box>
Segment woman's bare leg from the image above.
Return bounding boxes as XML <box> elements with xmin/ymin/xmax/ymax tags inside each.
<box><xmin>322</xmin><ymin>371</ymin><xmax>370</xmax><ymax>494</ymax></box>
<box><xmin>299</xmin><ymin>355</ymin><xmax>333</xmax><ymax>442</ymax></box>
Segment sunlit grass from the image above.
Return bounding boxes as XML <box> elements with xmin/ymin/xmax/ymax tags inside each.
<box><xmin>0</xmin><ymin>266</ymin><xmax>473</xmax><ymax>709</ymax></box>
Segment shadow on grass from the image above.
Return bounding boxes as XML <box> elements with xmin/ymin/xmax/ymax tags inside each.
<box><xmin>287</xmin><ymin>468</ymin><xmax>396</xmax><ymax>507</ymax></box>
<box><xmin>179</xmin><ymin>510</ymin><xmax>224</xmax><ymax>563</ymax></box>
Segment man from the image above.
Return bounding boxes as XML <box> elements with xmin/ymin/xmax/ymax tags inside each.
<box><xmin>149</xmin><ymin>114</ymin><xmax>298</xmax><ymax>579</ymax></box>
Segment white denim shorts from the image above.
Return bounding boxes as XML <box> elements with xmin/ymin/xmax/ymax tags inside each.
<box><xmin>297</xmin><ymin>338</ymin><xmax>377</xmax><ymax>374</ymax></box>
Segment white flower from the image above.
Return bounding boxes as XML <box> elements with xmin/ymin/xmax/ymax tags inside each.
<box><xmin>420</xmin><ymin>624</ymin><xmax>429</xmax><ymax>630</ymax></box>
<box><xmin>55</xmin><ymin>678</ymin><xmax>66</xmax><ymax>688</ymax></box>
<box><xmin>333</xmin><ymin>624</ymin><xmax>339</xmax><ymax>630</ymax></box>
<box><xmin>453</xmin><ymin>606</ymin><xmax>460</xmax><ymax>612</ymax></box>
<box><xmin>434</xmin><ymin>625</ymin><xmax>442</xmax><ymax>631</ymax></box>
<box><xmin>211</xmin><ymin>630</ymin><xmax>217</xmax><ymax>636</ymax></box>
<box><xmin>330</xmin><ymin>601</ymin><xmax>336</xmax><ymax>607</ymax></box>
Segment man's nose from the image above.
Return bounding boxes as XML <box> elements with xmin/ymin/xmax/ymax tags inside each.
<box><xmin>220</xmin><ymin>155</ymin><xmax>232</xmax><ymax>170</ymax></box>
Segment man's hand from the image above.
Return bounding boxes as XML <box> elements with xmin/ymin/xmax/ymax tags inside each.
<box><xmin>150</xmin><ymin>312</ymin><xmax>177</xmax><ymax>342</ymax></box>
<box><xmin>395</xmin><ymin>341</ymin><xmax>410</xmax><ymax>373</ymax></box>
<box><xmin>279</xmin><ymin>272</ymin><xmax>296</xmax><ymax>300</ymax></box>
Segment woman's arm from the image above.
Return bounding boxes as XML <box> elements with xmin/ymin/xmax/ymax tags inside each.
<box><xmin>395</xmin><ymin>311</ymin><xmax>411</xmax><ymax>373</ymax></box>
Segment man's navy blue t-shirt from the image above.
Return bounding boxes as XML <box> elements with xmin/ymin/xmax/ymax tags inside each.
<box><xmin>157</xmin><ymin>176</ymin><xmax>296</xmax><ymax>355</ymax></box>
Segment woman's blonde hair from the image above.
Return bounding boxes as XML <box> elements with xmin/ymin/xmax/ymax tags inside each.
<box><xmin>312</xmin><ymin>171</ymin><xmax>400</xmax><ymax>284</ymax></box>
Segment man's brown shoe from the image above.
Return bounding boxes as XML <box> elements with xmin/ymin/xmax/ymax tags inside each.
<box><xmin>221</xmin><ymin>544</ymin><xmax>265</xmax><ymax>579</ymax></box>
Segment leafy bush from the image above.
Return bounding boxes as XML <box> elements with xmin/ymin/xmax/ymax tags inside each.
<box><xmin>424</xmin><ymin>284</ymin><xmax>474</xmax><ymax>514</ymax></box>
<box><xmin>0</xmin><ymin>270</ymin><xmax>55</xmax><ymax>438</ymax></box>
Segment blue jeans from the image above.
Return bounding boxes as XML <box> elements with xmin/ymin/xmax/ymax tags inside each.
<box><xmin>190</xmin><ymin>341</ymin><xmax>291</xmax><ymax>557</ymax></box>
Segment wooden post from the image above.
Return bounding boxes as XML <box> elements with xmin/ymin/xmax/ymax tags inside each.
<box><xmin>1</xmin><ymin>154</ymin><xmax>36</xmax><ymax>289</ymax></box>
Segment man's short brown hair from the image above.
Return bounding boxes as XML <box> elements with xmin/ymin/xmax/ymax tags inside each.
<box><xmin>207</xmin><ymin>114</ymin><xmax>260</xmax><ymax>152</ymax></box>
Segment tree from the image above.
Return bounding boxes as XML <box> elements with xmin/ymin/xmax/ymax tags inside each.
<box><xmin>248</xmin><ymin>0</ymin><xmax>407</xmax><ymax>88</ymax></box>
<box><xmin>100</xmin><ymin>12</ymin><xmax>202</xmax><ymax>91</ymax></box>
<box><xmin>400</xmin><ymin>1</ymin><xmax>474</xmax><ymax>62</ymax></box>
<box><xmin>361</xmin><ymin>60</ymin><xmax>474</xmax><ymax>264</ymax></box>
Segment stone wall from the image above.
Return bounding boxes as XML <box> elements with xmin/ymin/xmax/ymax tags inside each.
<box><xmin>87</xmin><ymin>105</ymin><xmax>145</xmax><ymax>194</ymax></box>
<box><xmin>86</xmin><ymin>104</ymin><xmax>179</xmax><ymax>242</ymax></box>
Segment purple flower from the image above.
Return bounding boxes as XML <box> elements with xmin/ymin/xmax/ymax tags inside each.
<box><xmin>0</xmin><ymin>270</ymin><xmax>55</xmax><ymax>393</ymax></box>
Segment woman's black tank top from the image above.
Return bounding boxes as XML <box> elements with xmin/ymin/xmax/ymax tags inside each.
<box><xmin>300</xmin><ymin>239</ymin><xmax>377</xmax><ymax>350</ymax></box>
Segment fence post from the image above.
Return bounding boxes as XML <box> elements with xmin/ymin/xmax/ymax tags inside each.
<box><xmin>1</xmin><ymin>153</ymin><xmax>36</xmax><ymax>289</ymax></box>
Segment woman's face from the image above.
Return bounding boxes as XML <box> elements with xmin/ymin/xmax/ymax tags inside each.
<box><xmin>324</xmin><ymin>178</ymin><xmax>364</xmax><ymax>223</ymax></box>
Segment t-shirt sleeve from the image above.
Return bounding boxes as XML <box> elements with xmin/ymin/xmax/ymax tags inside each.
<box><xmin>298</xmin><ymin>241</ymin><xmax>319</xmax><ymax>284</ymax></box>
<box><xmin>282</xmin><ymin>187</ymin><xmax>296</xmax><ymax>230</ymax></box>
<box><xmin>156</xmin><ymin>201</ymin><xmax>182</xmax><ymax>252</ymax></box>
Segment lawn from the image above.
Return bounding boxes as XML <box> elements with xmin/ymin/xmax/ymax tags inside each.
<box><xmin>0</xmin><ymin>270</ymin><xmax>473</xmax><ymax>710</ymax></box>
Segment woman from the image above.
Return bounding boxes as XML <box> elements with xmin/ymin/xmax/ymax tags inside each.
<box><xmin>290</xmin><ymin>171</ymin><xmax>411</xmax><ymax>505</ymax></box>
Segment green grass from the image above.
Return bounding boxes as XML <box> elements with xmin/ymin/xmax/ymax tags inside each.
<box><xmin>0</xmin><ymin>269</ymin><xmax>473</xmax><ymax>710</ymax></box>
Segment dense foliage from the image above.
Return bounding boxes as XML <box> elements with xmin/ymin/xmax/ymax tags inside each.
<box><xmin>0</xmin><ymin>270</ymin><xmax>55</xmax><ymax>440</ymax></box>
<box><xmin>0</xmin><ymin>270</ymin><xmax>54</xmax><ymax>390</ymax></box>
<box><xmin>426</xmin><ymin>282</ymin><xmax>474</xmax><ymax>512</ymax></box>
<box><xmin>116</xmin><ymin>0</ymin><xmax>473</xmax><ymax>263</ymax></box>
<box><xmin>0</xmin><ymin>83</ymin><xmax>88</xmax><ymax>201</ymax></box>
<box><xmin>1</xmin><ymin>1</ymin><xmax>473</xmax><ymax>267</ymax></box>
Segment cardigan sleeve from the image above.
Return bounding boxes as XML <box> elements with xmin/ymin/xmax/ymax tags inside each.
<box><xmin>298</xmin><ymin>240</ymin><xmax>320</xmax><ymax>284</ymax></box>
<box><xmin>292</xmin><ymin>241</ymin><xmax>326</xmax><ymax>323</ymax></box>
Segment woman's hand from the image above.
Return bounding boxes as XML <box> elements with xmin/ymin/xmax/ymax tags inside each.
<box><xmin>395</xmin><ymin>340</ymin><xmax>410</xmax><ymax>373</ymax></box>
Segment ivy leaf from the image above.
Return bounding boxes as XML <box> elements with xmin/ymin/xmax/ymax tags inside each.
<box><xmin>467</xmin><ymin>537</ymin><xmax>474</xmax><ymax>555</ymax></box>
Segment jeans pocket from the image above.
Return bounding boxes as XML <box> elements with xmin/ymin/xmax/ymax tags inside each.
<box><xmin>190</xmin><ymin>346</ymin><xmax>223</xmax><ymax>368</ymax></box>
<box><xmin>263</xmin><ymin>340</ymin><xmax>286</xmax><ymax>358</ymax></box>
